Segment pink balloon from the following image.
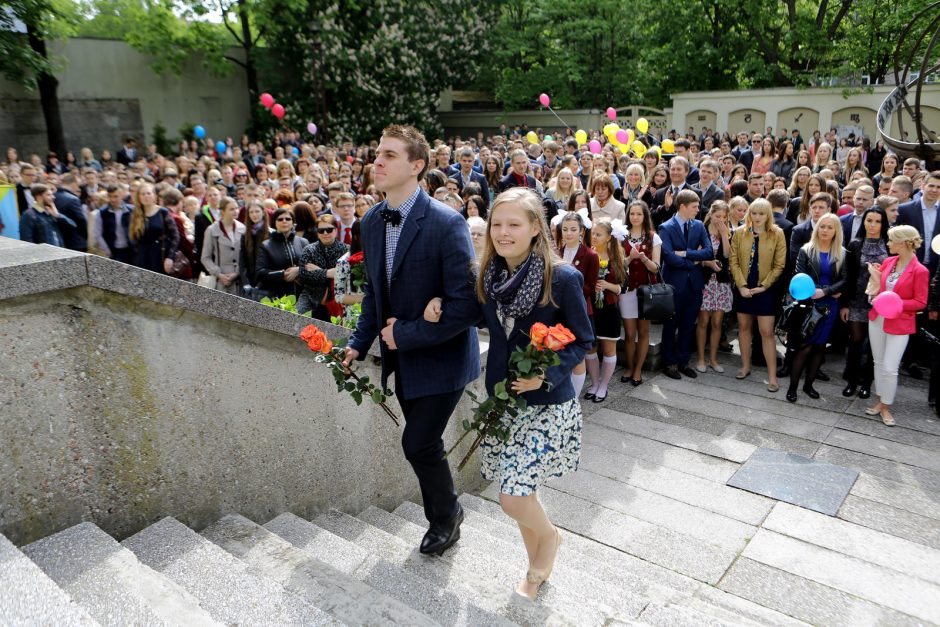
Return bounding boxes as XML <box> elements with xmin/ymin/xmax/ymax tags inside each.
<box><xmin>872</xmin><ymin>291</ymin><xmax>903</xmax><ymax>319</ymax></box>
<box><xmin>272</xmin><ymin>104</ymin><xmax>285</xmax><ymax>119</ymax></box>
<box><xmin>606</xmin><ymin>107</ymin><xmax>617</xmax><ymax>121</ymax></box>
<box><xmin>260</xmin><ymin>93</ymin><xmax>274</xmax><ymax>108</ymax></box>
<box><xmin>616</xmin><ymin>130</ymin><xmax>629</xmax><ymax>144</ymax></box>
<box><xmin>306</xmin><ymin>122</ymin><xmax>317</xmax><ymax>135</ymax></box>
<box><xmin>539</xmin><ymin>93</ymin><xmax>550</xmax><ymax>107</ymax></box>
<box><xmin>588</xmin><ymin>140</ymin><xmax>602</xmax><ymax>154</ymax></box>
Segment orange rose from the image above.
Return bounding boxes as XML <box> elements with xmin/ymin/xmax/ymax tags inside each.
<box><xmin>543</xmin><ymin>324</ymin><xmax>576</xmax><ymax>351</ymax></box>
<box><xmin>300</xmin><ymin>324</ymin><xmax>320</xmax><ymax>343</ymax></box>
<box><xmin>529</xmin><ymin>322</ymin><xmax>549</xmax><ymax>349</ymax></box>
<box><xmin>320</xmin><ymin>340</ymin><xmax>333</xmax><ymax>354</ymax></box>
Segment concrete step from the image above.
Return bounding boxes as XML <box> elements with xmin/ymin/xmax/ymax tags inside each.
<box><xmin>201</xmin><ymin>513</ymin><xmax>438</xmax><ymax>626</ymax></box>
<box><xmin>460</xmin><ymin>493</ymin><xmax>807</xmax><ymax>627</ymax></box>
<box><xmin>264</xmin><ymin>512</ymin><xmax>370</xmax><ymax>574</ymax></box>
<box><xmin>0</xmin><ymin>532</ymin><xmax>98</xmax><ymax>626</ymax></box>
<box><xmin>639</xmin><ymin>602</ymin><xmax>742</xmax><ymax>626</ymax></box>
<box><xmin>22</xmin><ymin>522</ymin><xmax>218</xmax><ymax>626</ymax></box>
<box><xmin>122</xmin><ymin>516</ymin><xmax>337</xmax><ymax>625</ymax></box>
<box><xmin>264</xmin><ymin>510</ymin><xmax>513</xmax><ymax>626</ymax></box>
<box><xmin>315</xmin><ymin>508</ymin><xmax>575</xmax><ymax>626</ymax></box>
<box><xmin>387</xmin><ymin>501</ymin><xmax>645</xmax><ymax>622</ymax></box>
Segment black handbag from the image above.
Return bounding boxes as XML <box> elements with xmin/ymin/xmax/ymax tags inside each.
<box><xmin>776</xmin><ymin>298</ymin><xmax>829</xmax><ymax>343</ymax></box>
<box><xmin>637</xmin><ymin>270</ymin><xmax>675</xmax><ymax>321</ymax></box>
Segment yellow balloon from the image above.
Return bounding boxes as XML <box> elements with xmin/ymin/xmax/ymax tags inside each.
<box><xmin>603</xmin><ymin>123</ymin><xmax>618</xmax><ymax>136</ymax></box>
<box><xmin>637</xmin><ymin>117</ymin><xmax>649</xmax><ymax>134</ymax></box>
<box><xmin>575</xmin><ymin>130</ymin><xmax>588</xmax><ymax>145</ymax></box>
<box><xmin>626</xmin><ymin>129</ymin><xmax>635</xmax><ymax>146</ymax></box>
<box><xmin>631</xmin><ymin>140</ymin><xmax>646</xmax><ymax>158</ymax></box>
<box><xmin>526</xmin><ymin>131</ymin><xmax>538</xmax><ymax>145</ymax></box>
<box><xmin>662</xmin><ymin>139</ymin><xmax>675</xmax><ymax>153</ymax></box>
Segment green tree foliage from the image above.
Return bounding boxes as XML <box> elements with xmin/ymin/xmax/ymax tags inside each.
<box><xmin>257</xmin><ymin>0</ymin><xmax>499</xmax><ymax>142</ymax></box>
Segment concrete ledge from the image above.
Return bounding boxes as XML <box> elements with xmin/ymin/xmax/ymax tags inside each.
<box><xmin>0</xmin><ymin>239</ymin><xmax>485</xmax><ymax>544</ymax></box>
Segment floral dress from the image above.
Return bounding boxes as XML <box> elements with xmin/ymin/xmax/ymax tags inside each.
<box><xmin>481</xmin><ymin>396</ymin><xmax>582</xmax><ymax>496</ymax></box>
<box><xmin>701</xmin><ymin>233</ymin><xmax>732</xmax><ymax>312</ymax></box>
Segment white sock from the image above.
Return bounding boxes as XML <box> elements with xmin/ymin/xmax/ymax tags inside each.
<box><xmin>597</xmin><ymin>356</ymin><xmax>618</xmax><ymax>398</ymax></box>
<box><xmin>585</xmin><ymin>353</ymin><xmax>600</xmax><ymax>394</ymax></box>
<box><xmin>571</xmin><ymin>372</ymin><xmax>586</xmax><ymax>395</ymax></box>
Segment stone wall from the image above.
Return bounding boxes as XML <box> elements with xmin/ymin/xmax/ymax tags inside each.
<box><xmin>0</xmin><ymin>238</ymin><xmax>486</xmax><ymax>545</ymax></box>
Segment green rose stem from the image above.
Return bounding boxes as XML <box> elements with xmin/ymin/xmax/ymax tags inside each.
<box><xmin>319</xmin><ymin>343</ymin><xmax>401</xmax><ymax>427</ymax></box>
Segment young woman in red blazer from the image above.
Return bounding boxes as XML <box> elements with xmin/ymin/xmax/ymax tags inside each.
<box><xmin>555</xmin><ymin>211</ymin><xmax>598</xmax><ymax>397</ymax></box>
<box><xmin>867</xmin><ymin>225</ymin><xmax>929</xmax><ymax>426</ymax></box>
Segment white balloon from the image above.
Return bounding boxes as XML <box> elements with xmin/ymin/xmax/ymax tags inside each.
<box><xmin>933</xmin><ymin>234</ymin><xmax>940</xmax><ymax>255</ymax></box>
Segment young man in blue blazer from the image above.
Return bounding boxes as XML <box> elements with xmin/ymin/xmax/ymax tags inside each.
<box><xmin>659</xmin><ymin>189</ymin><xmax>713</xmax><ymax>379</ymax></box>
<box><xmin>344</xmin><ymin>125</ymin><xmax>480</xmax><ymax>556</ymax></box>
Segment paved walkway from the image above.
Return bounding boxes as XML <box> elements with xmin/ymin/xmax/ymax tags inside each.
<box><xmin>482</xmin><ymin>353</ymin><xmax>940</xmax><ymax>625</ymax></box>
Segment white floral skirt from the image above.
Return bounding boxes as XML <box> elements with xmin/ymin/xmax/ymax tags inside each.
<box><xmin>481</xmin><ymin>397</ymin><xmax>582</xmax><ymax>496</ymax></box>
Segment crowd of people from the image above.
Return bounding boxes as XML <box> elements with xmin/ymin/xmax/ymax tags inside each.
<box><xmin>3</xmin><ymin>123</ymin><xmax>938</xmax><ymax>428</ymax></box>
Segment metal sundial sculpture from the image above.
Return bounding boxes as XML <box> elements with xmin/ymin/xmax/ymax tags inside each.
<box><xmin>877</xmin><ymin>1</ymin><xmax>940</xmax><ymax>163</ymax></box>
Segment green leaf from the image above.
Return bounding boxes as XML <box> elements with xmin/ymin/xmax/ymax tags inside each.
<box><xmin>351</xmin><ymin>390</ymin><xmax>363</xmax><ymax>404</ymax></box>
<box><xmin>345</xmin><ymin>381</ymin><xmax>356</xmax><ymax>392</ymax></box>
<box><xmin>517</xmin><ymin>358</ymin><xmax>532</xmax><ymax>375</ymax></box>
<box><xmin>371</xmin><ymin>389</ymin><xmax>383</xmax><ymax>404</ymax></box>
<box><xmin>462</xmin><ymin>419</ymin><xmax>471</xmax><ymax>430</ymax></box>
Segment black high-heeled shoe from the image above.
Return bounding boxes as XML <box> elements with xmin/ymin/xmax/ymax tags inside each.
<box><xmin>803</xmin><ymin>384</ymin><xmax>820</xmax><ymax>400</ymax></box>
<box><xmin>842</xmin><ymin>384</ymin><xmax>857</xmax><ymax>397</ymax></box>
<box><xmin>858</xmin><ymin>387</ymin><xmax>871</xmax><ymax>399</ymax></box>
<box><xmin>786</xmin><ymin>389</ymin><xmax>798</xmax><ymax>403</ymax></box>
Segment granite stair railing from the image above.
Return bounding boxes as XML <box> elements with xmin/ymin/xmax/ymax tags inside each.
<box><xmin>2</xmin><ymin>492</ymin><xmax>809</xmax><ymax>626</ymax></box>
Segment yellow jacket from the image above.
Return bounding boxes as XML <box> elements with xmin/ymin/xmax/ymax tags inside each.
<box><xmin>729</xmin><ymin>226</ymin><xmax>787</xmax><ymax>290</ymax></box>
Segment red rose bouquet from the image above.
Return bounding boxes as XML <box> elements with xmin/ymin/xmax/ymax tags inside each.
<box><xmin>299</xmin><ymin>324</ymin><xmax>400</xmax><ymax>426</ymax></box>
<box><xmin>446</xmin><ymin>322</ymin><xmax>577</xmax><ymax>470</ymax></box>
<box><xmin>347</xmin><ymin>251</ymin><xmax>367</xmax><ymax>292</ymax></box>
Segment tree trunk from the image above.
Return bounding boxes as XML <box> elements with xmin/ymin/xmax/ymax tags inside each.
<box><xmin>237</xmin><ymin>0</ymin><xmax>261</xmax><ymax>131</ymax></box>
<box><xmin>26</xmin><ymin>26</ymin><xmax>66</xmax><ymax>157</ymax></box>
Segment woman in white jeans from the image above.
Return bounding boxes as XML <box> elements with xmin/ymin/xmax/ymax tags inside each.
<box><xmin>866</xmin><ymin>226</ymin><xmax>929</xmax><ymax>426</ymax></box>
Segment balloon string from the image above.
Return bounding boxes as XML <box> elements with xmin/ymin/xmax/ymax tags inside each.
<box><xmin>545</xmin><ymin>106</ymin><xmax>574</xmax><ymax>134</ymax></box>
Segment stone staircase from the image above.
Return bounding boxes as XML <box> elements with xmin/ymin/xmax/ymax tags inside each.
<box><xmin>1</xmin><ymin>491</ymin><xmax>806</xmax><ymax>627</ymax></box>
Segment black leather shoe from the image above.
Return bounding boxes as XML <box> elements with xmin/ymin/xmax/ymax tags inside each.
<box><xmin>420</xmin><ymin>505</ymin><xmax>463</xmax><ymax>556</ymax></box>
<box><xmin>786</xmin><ymin>389</ymin><xmax>798</xmax><ymax>403</ymax></box>
<box><xmin>816</xmin><ymin>370</ymin><xmax>830</xmax><ymax>382</ymax></box>
<box><xmin>663</xmin><ymin>366</ymin><xmax>681</xmax><ymax>380</ymax></box>
<box><xmin>631</xmin><ymin>378</ymin><xmax>643</xmax><ymax>387</ymax></box>
<box><xmin>592</xmin><ymin>393</ymin><xmax>607</xmax><ymax>403</ymax></box>
<box><xmin>583</xmin><ymin>391</ymin><xmax>596</xmax><ymax>401</ymax></box>
<box><xmin>679</xmin><ymin>365</ymin><xmax>698</xmax><ymax>378</ymax></box>
<box><xmin>842</xmin><ymin>384</ymin><xmax>857</xmax><ymax>397</ymax></box>
<box><xmin>858</xmin><ymin>387</ymin><xmax>871</xmax><ymax>399</ymax></box>
<box><xmin>802</xmin><ymin>385</ymin><xmax>820</xmax><ymax>400</ymax></box>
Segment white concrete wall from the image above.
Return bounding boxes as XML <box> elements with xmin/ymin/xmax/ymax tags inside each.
<box><xmin>671</xmin><ymin>85</ymin><xmax>940</xmax><ymax>140</ymax></box>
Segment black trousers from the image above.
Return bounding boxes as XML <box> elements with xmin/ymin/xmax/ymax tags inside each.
<box><xmin>396</xmin><ymin>372</ymin><xmax>464</xmax><ymax>525</ymax></box>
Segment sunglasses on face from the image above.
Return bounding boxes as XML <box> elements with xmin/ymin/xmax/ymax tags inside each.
<box><xmin>317</xmin><ymin>227</ymin><xmax>335</xmax><ymax>234</ymax></box>
<box><xmin>276</xmin><ymin>216</ymin><xmax>293</xmax><ymax>222</ymax></box>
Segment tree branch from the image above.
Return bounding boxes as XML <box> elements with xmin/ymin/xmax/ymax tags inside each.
<box><xmin>251</xmin><ymin>25</ymin><xmax>266</xmax><ymax>47</ymax></box>
<box><xmin>815</xmin><ymin>0</ymin><xmax>829</xmax><ymax>28</ymax></box>
<box><xmin>223</xmin><ymin>54</ymin><xmax>247</xmax><ymax>69</ymax></box>
<box><xmin>218</xmin><ymin>0</ymin><xmax>244</xmax><ymax>44</ymax></box>
<box><xmin>826</xmin><ymin>0</ymin><xmax>853</xmax><ymax>40</ymax></box>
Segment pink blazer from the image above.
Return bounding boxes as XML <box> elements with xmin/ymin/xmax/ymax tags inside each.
<box><xmin>869</xmin><ymin>255</ymin><xmax>929</xmax><ymax>335</ymax></box>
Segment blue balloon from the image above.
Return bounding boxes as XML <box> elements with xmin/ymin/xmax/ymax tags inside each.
<box><xmin>215</xmin><ymin>141</ymin><xmax>227</xmax><ymax>154</ymax></box>
<box><xmin>194</xmin><ymin>125</ymin><xmax>206</xmax><ymax>139</ymax></box>
<box><xmin>789</xmin><ymin>273</ymin><xmax>815</xmax><ymax>300</ymax></box>
<box><xmin>292</xmin><ymin>146</ymin><xmax>300</xmax><ymax>155</ymax></box>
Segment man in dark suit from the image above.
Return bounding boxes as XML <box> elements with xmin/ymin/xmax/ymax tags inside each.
<box><xmin>652</xmin><ymin>156</ymin><xmax>700</xmax><ymax>227</ymax></box>
<box><xmin>789</xmin><ymin>192</ymin><xmax>833</xmax><ymax>266</ymax></box>
<box><xmin>449</xmin><ymin>146</ymin><xmax>490</xmax><ymax>207</ymax></box>
<box><xmin>115</xmin><ymin>137</ymin><xmax>138</xmax><ymax>167</ymax></box>
<box><xmin>343</xmin><ymin>124</ymin><xmax>480</xmax><ymax>556</ymax></box>
<box><xmin>693</xmin><ymin>159</ymin><xmax>725</xmax><ymax>218</ymax></box>
<box><xmin>15</xmin><ymin>164</ymin><xmax>37</xmax><ymax>215</ymax></box>
<box><xmin>496</xmin><ymin>149</ymin><xmax>537</xmax><ymax>194</ymax></box>
<box><xmin>897</xmin><ymin>171</ymin><xmax>940</xmax><ymax>275</ymax></box>
<box><xmin>53</xmin><ymin>173</ymin><xmax>88</xmax><ymax>252</ymax></box>
<box><xmin>840</xmin><ymin>184</ymin><xmax>874</xmax><ymax>244</ymax></box>
<box><xmin>659</xmin><ymin>190</ymin><xmax>714</xmax><ymax>379</ymax></box>
<box><xmin>672</xmin><ymin>140</ymin><xmax>700</xmax><ymax>186</ymax></box>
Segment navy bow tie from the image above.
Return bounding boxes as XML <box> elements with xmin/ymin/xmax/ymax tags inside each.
<box><xmin>380</xmin><ymin>207</ymin><xmax>402</xmax><ymax>226</ymax></box>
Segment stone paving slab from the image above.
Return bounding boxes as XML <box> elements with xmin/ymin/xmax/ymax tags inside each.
<box><xmin>837</xmin><ymin>494</ymin><xmax>940</xmax><ymax>550</ymax></box>
<box><xmin>825</xmin><ymin>428</ymin><xmax>940</xmax><ymax>472</ymax></box>
<box><xmin>849</xmin><ymin>396</ymin><xmax>940</xmax><ymax>435</ymax></box>
<box><xmin>630</xmin><ymin>385</ymin><xmax>834</xmax><ymax>441</ymax></box>
<box><xmin>742</xmin><ymin>528</ymin><xmax>940</xmax><ymax>623</ymax></box>
<box><xmin>481</xmin><ymin>483</ymin><xmax>737</xmax><ymax>584</ymax></box>
<box><xmin>603</xmin><ymin>395</ymin><xmax>733</xmax><ymax>436</ymax></box>
<box><xmin>590</xmin><ymin>408</ymin><xmax>757</xmax><ymax>463</ymax></box>
<box><xmin>727</xmin><ymin>448</ymin><xmax>858</xmax><ymax>516</ymax></box>
<box><xmin>763</xmin><ymin>502</ymin><xmax>940</xmax><ymax>585</ymax></box>
<box><xmin>653</xmin><ymin>374</ymin><xmax>849</xmax><ymax>425</ymax></box>
<box><xmin>718</xmin><ymin>557</ymin><xmax>923</xmax><ymax>627</ymax></box>
<box><xmin>718</xmin><ymin>424</ymin><xmax>821</xmax><ymax>458</ymax></box>
<box><xmin>0</xmin><ymin>532</ymin><xmax>98</xmax><ymax>626</ymax></box>
<box><xmin>834</xmin><ymin>414</ymin><xmax>940</xmax><ymax>451</ymax></box>
<box><xmin>850</xmin><ymin>473</ymin><xmax>940</xmax><ymax>520</ymax></box>
<box><xmin>813</xmin><ymin>444</ymin><xmax>940</xmax><ymax>494</ymax></box>
<box><xmin>578</xmin><ymin>443</ymin><xmax>774</xmax><ymax>524</ymax></box>
<box><xmin>582</xmin><ymin>422</ymin><xmax>740</xmax><ymax>483</ymax></box>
